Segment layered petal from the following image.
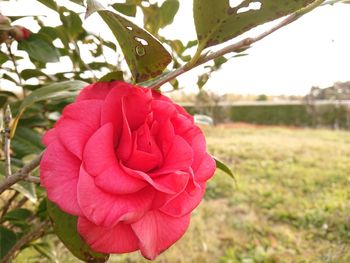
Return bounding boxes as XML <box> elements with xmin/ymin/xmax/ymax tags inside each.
<box><xmin>56</xmin><ymin>118</ymin><xmax>96</xmax><ymax>159</ymax></box>
<box><xmin>151</xmin><ymin>135</ymin><xmax>193</xmax><ymax>176</ymax></box>
<box><xmin>78</xmin><ymin>216</ymin><xmax>139</xmax><ymax>253</ymax></box>
<box><xmin>132</xmin><ymin>210</ymin><xmax>191</xmax><ymax>260</ymax></box>
<box><xmin>76</xmin><ymin>82</ymin><xmax>113</xmax><ymax>102</ymax></box>
<box><xmin>77</xmin><ymin>167</ymin><xmax>155</xmax><ymax>226</ymax></box>
<box><xmin>40</xmin><ymin>141</ymin><xmax>82</xmax><ymax>216</ymax></box>
<box><xmin>42</xmin><ymin>128</ymin><xmax>57</xmax><ymax>146</ymax></box>
<box><xmin>160</xmin><ymin>182</ymin><xmax>206</xmax><ymax>218</ymax></box>
<box><xmin>122</xmin><ymin>164</ymin><xmax>189</xmax><ymax>195</ymax></box>
<box><xmin>193</xmin><ymin>153</ymin><xmax>216</xmax><ymax>182</ymax></box>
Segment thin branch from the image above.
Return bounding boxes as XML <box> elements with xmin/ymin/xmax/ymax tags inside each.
<box><xmin>149</xmin><ymin>0</ymin><xmax>323</xmax><ymax>90</ymax></box>
<box><xmin>3</xmin><ymin>105</ymin><xmax>12</xmax><ymax>177</ymax></box>
<box><xmin>0</xmin><ymin>220</ymin><xmax>50</xmax><ymax>263</ymax></box>
<box><xmin>0</xmin><ymin>191</ymin><xmax>18</xmax><ymax>218</ymax></box>
<box><xmin>24</xmin><ymin>176</ymin><xmax>40</xmax><ymax>184</ymax></box>
<box><xmin>6</xmin><ymin>42</ymin><xmax>25</xmax><ymax>97</ymax></box>
<box><xmin>0</xmin><ymin>153</ymin><xmax>43</xmax><ymax>195</ymax></box>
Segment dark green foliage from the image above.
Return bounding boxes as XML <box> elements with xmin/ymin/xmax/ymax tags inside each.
<box><xmin>184</xmin><ymin>104</ymin><xmax>349</xmax><ymax>129</ymax></box>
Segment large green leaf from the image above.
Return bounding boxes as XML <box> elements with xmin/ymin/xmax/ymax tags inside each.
<box><xmin>47</xmin><ymin>201</ymin><xmax>109</xmax><ymax>263</ymax></box>
<box><xmin>86</xmin><ymin>0</ymin><xmax>172</xmax><ymax>82</ymax></box>
<box><xmin>158</xmin><ymin>0</ymin><xmax>179</xmax><ymax>29</ymax></box>
<box><xmin>18</xmin><ymin>33</ymin><xmax>60</xmax><ymax>63</ymax></box>
<box><xmin>193</xmin><ymin>0</ymin><xmax>318</xmax><ymax>49</ymax></box>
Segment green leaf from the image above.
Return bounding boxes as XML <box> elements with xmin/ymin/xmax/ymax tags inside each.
<box><xmin>159</xmin><ymin>0</ymin><xmax>179</xmax><ymax>28</ymax></box>
<box><xmin>0</xmin><ymin>51</ymin><xmax>8</xmax><ymax>65</ymax></box>
<box><xmin>0</xmin><ymin>227</ymin><xmax>17</xmax><ymax>260</ymax></box>
<box><xmin>2</xmin><ymin>208</ymin><xmax>32</xmax><ymax>223</ymax></box>
<box><xmin>12</xmin><ymin>181</ymin><xmax>37</xmax><ymax>203</ymax></box>
<box><xmin>214</xmin><ymin>157</ymin><xmax>235</xmax><ymax>180</ymax></box>
<box><xmin>112</xmin><ymin>3</ymin><xmax>137</xmax><ymax>17</ymax></box>
<box><xmin>86</xmin><ymin>0</ymin><xmax>172</xmax><ymax>82</ymax></box>
<box><xmin>36</xmin><ymin>0</ymin><xmax>58</xmax><ymax>11</ymax></box>
<box><xmin>193</xmin><ymin>0</ymin><xmax>318</xmax><ymax>49</ymax></box>
<box><xmin>99</xmin><ymin>71</ymin><xmax>124</xmax><ymax>82</ymax></box>
<box><xmin>11</xmin><ymin>81</ymin><xmax>88</xmax><ymax>138</ymax></box>
<box><xmin>12</xmin><ymin>127</ymin><xmax>44</xmax><ymax>157</ymax></box>
<box><xmin>20</xmin><ymin>69</ymin><xmax>49</xmax><ymax>81</ymax></box>
<box><xmin>59</xmin><ymin>7</ymin><xmax>83</xmax><ymax>39</ymax></box>
<box><xmin>47</xmin><ymin>201</ymin><xmax>109</xmax><ymax>263</ymax></box>
<box><xmin>18</xmin><ymin>33</ymin><xmax>60</xmax><ymax>63</ymax></box>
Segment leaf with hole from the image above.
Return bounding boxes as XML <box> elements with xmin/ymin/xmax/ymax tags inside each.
<box><xmin>47</xmin><ymin>200</ymin><xmax>109</xmax><ymax>263</ymax></box>
<box><xmin>86</xmin><ymin>0</ymin><xmax>172</xmax><ymax>82</ymax></box>
<box><xmin>193</xmin><ymin>0</ymin><xmax>318</xmax><ymax>50</ymax></box>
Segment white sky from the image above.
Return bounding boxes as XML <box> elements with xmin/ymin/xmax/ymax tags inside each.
<box><xmin>1</xmin><ymin>0</ymin><xmax>349</xmax><ymax>95</ymax></box>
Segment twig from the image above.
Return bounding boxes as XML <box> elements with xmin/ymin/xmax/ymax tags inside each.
<box><xmin>2</xmin><ymin>105</ymin><xmax>12</xmax><ymax>177</ymax></box>
<box><xmin>149</xmin><ymin>0</ymin><xmax>323</xmax><ymax>90</ymax></box>
<box><xmin>24</xmin><ymin>176</ymin><xmax>40</xmax><ymax>184</ymax></box>
<box><xmin>0</xmin><ymin>220</ymin><xmax>49</xmax><ymax>263</ymax></box>
<box><xmin>0</xmin><ymin>153</ymin><xmax>43</xmax><ymax>195</ymax></box>
<box><xmin>0</xmin><ymin>191</ymin><xmax>18</xmax><ymax>218</ymax></box>
<box><xmin>6</xmin><ymin>42</ymin><xmax>25</xmax><ymax>97</ymax></box>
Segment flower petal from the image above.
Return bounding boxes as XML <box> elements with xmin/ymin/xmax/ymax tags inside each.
<box><xmin>78</xmin><ymin>216</ymin><xmax>139</xmax><ymax>254</ymax></box>
<box><xmin>40</xmin><ymin>141</ymin><xmax>82</xmax><ymax>216</ymax></box>
<box><xmin>160</xmin><ymin>182</ymin><xmax>206</xmax><ymax>218</ymax></box>
<box><xmin>94</xmin><ymin>162</ymin><xmax>147</xmax><ymax>195</ymax></box>
<box><xmin>194</xmin><ymin>153</ymin><xmax>216</xmax><ymax>182</ymax></box>
<box><xmin>62</xmin><ymin>100</ymin><xmax>103</xmax><ymax>129</ymax></box>
<box><xmin>132</xmin><ymin>210</ymin><xmax>191</xmax><ymax>260</ymax></box>
<box><xmin>42</xmin><ymin>128</ymin><xmax>57</xmax><ymax>146</ymax></box>
<box><xmin>76</xmin><ymin>82</ymin><xmax>113</xmax><ymax>102</ymax></box>
<box><xmin>77</xmin><ymin>167</ymin><xmax>155</xmax><ymax>226</ymax></box>
<box><xmin>123</xmin><ymin>88</ymin><xmax>152</xmax><ymax>131</ymax></box>
<box><xmin>56</xmin><ymin>117</ymin><xmax>95</xmax><ymax>159</ymax></box>
<box><xmin>151</xmin><ymin>135</ymin><xmax>193</xmax><ymax>176</ymax></box>
<box><xmin>121</xmin><ymin>164</ymin><xmax>189</xmax><ymax>195</ymax></box>
<box><xmin>83</xmin><ymin>123</ymin><xmax>116</xmax><ymax>176</ymax></box>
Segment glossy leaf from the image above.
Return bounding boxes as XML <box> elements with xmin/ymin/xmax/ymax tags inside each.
<box><xmin>159</xmin><ymin>0</ymin><xmax>179</xmax><ymax>29</ymax></box>
<box><xmin>99</xmin><ymin>71</ymin><xmax>124</xmax><ymax>82</ymax></box>
<box><xmin>47</xmin><ymin>201</ymin><xmax>109</xmax><ymax>263</ymax></box>
<box><xmin>20</xmin><ymin>69</ymin><xmax>49</xmax><ymax>81</ymax></box>
<box><xmin>12</xmin><ymin>181</ymin><xmax>37</xmax><ymax>203</ymax></box>
<box><xmin>0</xmin><ymin>227</ymin><xmax>17</xmax><ymax>260</ymax></box>
<box><xmin>37</xmin><ymin>0</ymin><xmax>58</xmax><ymax>11</ymax></box>
<box><xmin>112</xmin><ymin>3</ymin><xmax>137</xmax><ymax>17</ymax></box>
<box><xmin>86</xmin><ymin>0</ymin><xmax>172</xmax><ymax>82</ymax></box>
<box><xmin>214</xmin><ymin>157</ymin><xmax>235</xmax><ymax>180</ymax></box>
<box><xmin>2</xmin><ymin>208</ymin><xmax>32</xmax><ymax>222</ymax></box>
<box><xmin>193</xmin><ymin>0</ymin><xmax>318</xmax><ymax>49</ymax></box>
<box><xmin>18</xmin><ymin>33</ymin><xmax>60</xmax><ymax>63</ymax></box>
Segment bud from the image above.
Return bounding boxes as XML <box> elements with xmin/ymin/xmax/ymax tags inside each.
<box><xmin>0</xmin><ymin>31</ymin><xmax>9</xmax><ymax>44</ymax></box>
<box><xmin>9</xmin><ymin>26</ymin><xmax>31</xmax><ymax>41</ymax></box>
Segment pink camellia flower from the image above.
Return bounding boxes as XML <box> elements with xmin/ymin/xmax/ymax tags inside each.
<box><xmin>40</xmin><ymin>81</ymin><xmax>215</xmax><ymax>260</ymax></box>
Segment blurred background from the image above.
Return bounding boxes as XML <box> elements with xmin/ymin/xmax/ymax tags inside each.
<box><xmin>0</xmin><ymin>0</ymin><xmax>350</xmax><ymax>262</ymax></box>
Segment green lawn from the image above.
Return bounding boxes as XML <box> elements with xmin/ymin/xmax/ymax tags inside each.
<box><xmin>15</xmin><ymin>126</ymin><xmax>350</xmax><ymax>263</ymax></box>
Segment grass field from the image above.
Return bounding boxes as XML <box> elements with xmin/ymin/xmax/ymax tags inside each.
<box><xmin>15</xmin><ymin>125</ymin><xmax>350</xmax><ymax>263</ymax></box>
